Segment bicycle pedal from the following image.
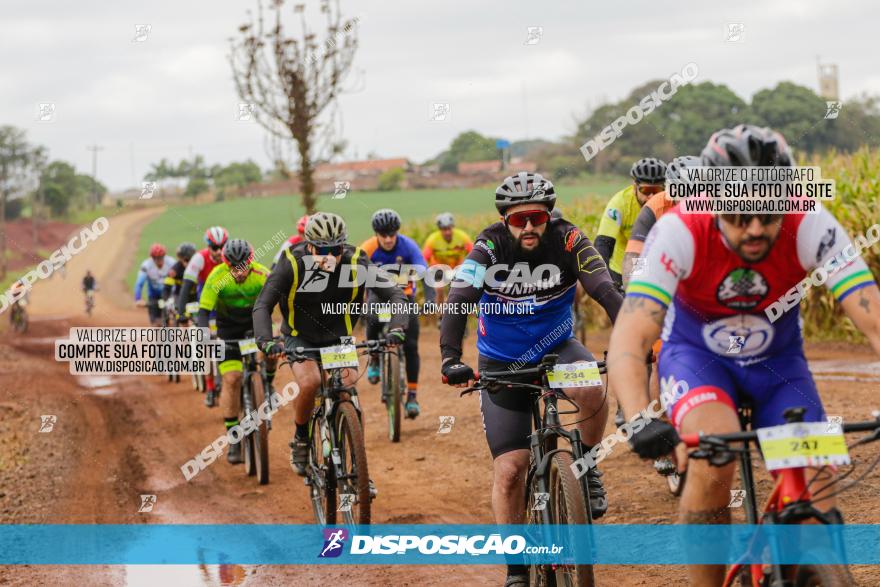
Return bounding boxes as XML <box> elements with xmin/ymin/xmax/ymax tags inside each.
<box><xmin>653</xmin><ymin>458</ymin><xmax>676</xmax><ymax>476</ymax></box>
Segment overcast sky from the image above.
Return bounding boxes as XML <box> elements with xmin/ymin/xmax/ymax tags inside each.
<box><xmin>3</xmin><ymin>0</ymin><xmax>877</xmax><ymax>191</ymax></box>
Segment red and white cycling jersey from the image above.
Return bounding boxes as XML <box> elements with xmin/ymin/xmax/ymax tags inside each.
<box><xmin>627</xmin><ymin>206</ymin><xmax>875</xmax><ymax>360</ymax></box>
<box><xmin>183</xmin><ymin>248</ymin><xmax>221</xmax><ymax>286</ymax></box>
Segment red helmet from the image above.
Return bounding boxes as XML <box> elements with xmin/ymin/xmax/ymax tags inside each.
<box><xmin>149</xmin><ymin>243</ymin><xmax>166</xmax><ymax>257</ymax></box>
<box><xmin>204</xmin><ymin>226</ymin><xmax>229</xmax><ymax>247</ymax></box>
<box><xmin>297</xmin><ymin>215</ymin><xmax>310</xmax><ymax>235</ymax></box>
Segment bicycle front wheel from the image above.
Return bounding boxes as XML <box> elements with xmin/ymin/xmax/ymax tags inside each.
<box><xmin>335</xmin><ymin>401</ymin><xmax>371</xmax><ymax>525</ymax></box>
<box><xmin>528</xmin><ymin>452</ymin><xmax>595</xmax><ymax>587</ymax></box>
<box><xmin>249</xmin><ymin>372</ymin><xmax>270</xmax><ymax>485</ymax></box>
<box><xmin>384</xmin><ymin>350</ymin><xmax>403</xmax><ymax>443</ymax></box>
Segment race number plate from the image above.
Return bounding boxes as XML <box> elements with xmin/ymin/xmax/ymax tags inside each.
<box><xmin>238</xmin><ymin>338</ymin><xmax>258</xmax><ymax>355</ymax></box>
<box><xmin>157</xmin><ymin>299</ymin><xmax>166</xmax><ymax>309</ymax></box>
<box><xmin>377</xmin><ymin>304</ymin><xmax>391</xmax><ymax>323</ymax></box>
<box><xmin>320</xmin><ymin>343</ymin><xmax>359</xmax><ymax>369</ymax></box>
<box><xmin>185</xmin><ymin>302</ymin><xmax>200</xmax><ymax>315</ymax></box>
<box><xmin>756</xmin><ymin>421</ymin><xmax>850</xmax><ymax>471</ymax></box>
<box><xmin>547</xmin><ymin>362</ymin><xmax>602</xmax><ymax>388</ymax></box>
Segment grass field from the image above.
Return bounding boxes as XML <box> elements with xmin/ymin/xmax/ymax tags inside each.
<box><xmin>127</xmin><ymin>177</ymin><xmax>627</xmax><ymax>288</ymax></box>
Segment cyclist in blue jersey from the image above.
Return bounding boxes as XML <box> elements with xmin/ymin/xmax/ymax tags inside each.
<box><xmin>134</xmin><ymin>243</ymin><xmax>175</xmax><ymax>326</ymax></box>
<box><xmin>440</xmin><ymin>172</ymin><xmax>622</xmax><ymax>586</ymax></box>
<box><xmin>360</xmin><ymin>209</ymin><xmax>435</xmax><ymax>418</ymax></box>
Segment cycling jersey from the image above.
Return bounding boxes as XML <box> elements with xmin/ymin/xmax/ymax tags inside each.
<box><xmin>162</xmin><ymin>260</ymin><xmax>187</xmax><ymax>299</ymax></box>
<box><xmin>134</xmin><ymin>256</ymin><xmax>175</xmax><ymax>301</ymax></box>
<box><xmin>198</xmin><ymin>262</ymin><xmax>270</xmax><ymax>338</ymax></box>
<box><xmin>359</xmin><ymin>234</ymin><xmax>427</xmax><ymax>297</ymax></box>
<box><xmin>441</xmin><ymin>219</ymin><xmax>622</xmax><ymax>364</ymax></box>
<box><xmin>184</xmin><ymin>249</ymin><xmax>221</xmax><ymax>286</ymax></box>
<box><xmin>625</xmin><ymin>191</ymin><xmax>677</xmax><ymax>255</ymax></box>
<box><xmin>272</xmin><ymin>234</ymin><xmax>305</xmax><ymax>268</ymax></box>
<box><xmin>422</xmin><ymin>228</ymin><xmax>474</xmax><ymax>268</ymax></box>
<box><xmin>628</xmin><ymin>206</ymin><xmax>876</xmax><ymax>428</ymax></box>
<box><xmin>82</xmin><ymin>275</ymin><xmax>96</xmax><ymax>292</ymax></box>
<box><xmin>595</xmin><ymin>185</ymin><xmax>642</xmax><ymax>279</ymax></box>
<box><xmin>253</xmin><ymin>242</ymin><xmax>409</xmax><ymax>347</ymax></box>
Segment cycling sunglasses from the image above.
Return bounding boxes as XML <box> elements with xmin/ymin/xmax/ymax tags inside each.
<box><xmin>505</xmin><ymin>210</ymin><xmax>551</xmax><ymax>229</ymax></box>
<box><xmin>314</xmin><ymin>244</ymin><xmax>344</xmax><ymax>256</ymax></box>
<box><xmin>636</xmin><ymin>184</ymin><xmax>664</xmax><ymax>196</ymax></box>
<box><xmin>720</xmin><ymin>213</ymin><xmax>781</xmax><ymax>227</ymax></box>
<box><xmin>208</xmin><ymin>243</ymin><xmax>223</xmax><ymax>251</ymax></box>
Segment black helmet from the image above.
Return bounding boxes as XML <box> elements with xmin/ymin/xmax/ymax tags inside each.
<box><xmin>176</xmin><ymin>242</ymin><xmax>197</xmax><ymax>262</ymax></box>
<box><xmin>701</xmin><ymin>124</ymin><xmax>793</xmax><ymax>167</ymax></box>
<box><xmin>631</xmin><ymin>158</ymin><xmax>667</xmax><ymax>184</ymax></box>
<box><xmin>495</xmin><ymin>171</ymin><xmax>556</xmax><ymax>214</ymax></box>
<box><xmin>371</xmin><ymin>209</ymin><xmax>401</xmax><ymax>234</ymax></box>
<box><xmin>222</xmin><ymin>238</ymin><xmax>253</xmax><ymax>267</ymax></box>
<box><xmin>665</xmin><ymin>156</ymin><xmax>702</xmax><ymax>183</ymax></box>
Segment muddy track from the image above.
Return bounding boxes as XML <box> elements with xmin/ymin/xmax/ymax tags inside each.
<box><xmin>2</xmin><ymin>208</ymin><xmax>879</xmax><ymax>586</ymax></box>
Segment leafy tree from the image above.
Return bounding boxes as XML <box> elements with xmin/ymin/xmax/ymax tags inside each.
<box><xmin>436</xmin><ymin>131</ymin><xmax>499</xmax><ymax>172</ymax></box>
<box><xmin>184</xmin><ymin>177</ymin><xmax>210</xmax><ymax>199</ymax></box>
<box><xmin>751</xmin><ymin>82</ymin><xmax>831</xmax><ymax>153</ymax></box>
<box><xmin>377</xmin><ymin>167</ymin><xmax>404</xmax><ymax>191</ymax></box>
<box><xmin>41</xmin><ymin>161</ymin><xmax>82</xmax><ymax>216</ymax></box>
<box><xmin>0</xmin><ymin>126</ymin><xmax>34</xmax><ymax>277</ymax></box>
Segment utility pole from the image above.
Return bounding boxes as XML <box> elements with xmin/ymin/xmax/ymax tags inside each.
<box><xmin>86</xmin><ymin>144</ymin><xmax>104</xmax><ymax>208</ymax></box>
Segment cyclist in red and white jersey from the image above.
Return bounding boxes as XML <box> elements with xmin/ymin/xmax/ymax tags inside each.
<box><xmin>176</xmin><ymin>226</ymin><xmax>229</xmax><ymax>319</ymax></box>
<box><xmin>272</xmin><ymin>215</ymin><xmax>310</xmax><ymax>269</ymax></box>
<box><xmin>608</xmin><ymin>124</ymin><xmax>880</xmax><ymax>585</ymax></box>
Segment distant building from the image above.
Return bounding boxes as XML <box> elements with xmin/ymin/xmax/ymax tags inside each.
<box><xmin>314</xmin><ymin>158</ymin><xmax>410</xmax><ymax>182</ymax></box>
<box><xmin>818</xmin><ymin>62</ymin><xmax>839</xmax><ymax>101</ymax></box>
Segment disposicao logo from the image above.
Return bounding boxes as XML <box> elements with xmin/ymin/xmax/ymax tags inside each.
<box><xmin>319</xmin><ymin>528</ymin><xmax>349</xmax><ymax>558</ymax></box>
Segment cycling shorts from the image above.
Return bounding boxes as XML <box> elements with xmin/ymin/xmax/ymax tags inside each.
<box><xmin>478</xmin><ymin>337</ymin><xmax>597</xmax><ymax>459</ymax></box>
<box><xmin>658</xmin><ymin>342</ymin><xmax>826</xmax><ymax>431</ymax></box>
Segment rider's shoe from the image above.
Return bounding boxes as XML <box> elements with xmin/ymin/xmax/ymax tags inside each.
<box><xmin>227</xmin><ymin>441</ymin><xmax>243</xmax><ymax>464</ymax></box>
<box><xmin>289</xmin><ymin>435</ymin><xmax>309</xmax><ymax>477</ymax></box>
<box><xmin>653</xmin><ymin>457</ymin><xmax>676</xmax><ymax>476</ymax></box>
<box><xmin>614</xmin><ymin>405</ymin><xmax>625</xmax><ymax>428</ymax></box>
<box><xmin>204</xmin><ymin>390</ymin><xmax>217</xmax><ymax>407</ymax></box>
<box><xmin>369</xmin><ymin>478</ymin><xmax>378</xmax><ymax>499</ymax></box>
<box><xmin>503</xmin><ymin>574</ymin><xmax>528</xmax><ymax>587</ymax></box>
<box><xmin>367</xmin><ymin>358</ymin><xmax>380</xmax><ymax>385</ymax></box>
<box><xmin>586</xmin><ymin>466</ymin><xmax>608</xmax><ymax>519</ymax></box>
<box><xmin>404</xmin><ymin>396</ymin><xmax>420</xmax><ymax>419</ymax></box>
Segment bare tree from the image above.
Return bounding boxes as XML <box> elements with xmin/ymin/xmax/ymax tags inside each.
<box><xmin>230</xmin><ymin>0</ymin><xmax>358</xmax><ymax>214</ymax></box>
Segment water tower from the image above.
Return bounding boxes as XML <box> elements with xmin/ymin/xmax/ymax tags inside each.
<box><xmin>817</xmin><ymin>61</ymin><xmax>839</xmax><ymax>101</ymax></box>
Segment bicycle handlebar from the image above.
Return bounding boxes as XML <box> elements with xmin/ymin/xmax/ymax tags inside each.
<box><xmin>284</xmin><ymin>339</ymin><xmax>393</xmax><ymax>364</ymax></box>
<box><xmin>682</xmin><ymin>417</ymin><xmax>880</xmax><ymax>450</ymax></box>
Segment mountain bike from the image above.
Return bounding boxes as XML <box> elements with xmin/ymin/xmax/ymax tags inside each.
<box><xmin>159</xmin><ymin>298</ymin><xmax>181</xmax><ymax>383</ymax></box>
<box><xmin>10</xmin><ymin>300</ymin><xmax>28</xmax><ymax>334</ymax></box>
<box><xmin>285</xmin><ymin>338</ymin><xmax>392</xmax><ymax>526</ymax></box>
<box><xmin>224</xmin><ymin>334</ymin><xmax>273</xmax><ymax>485</ymax></box>
<box><xmin>459</xmin><ymin>352</ymin><xmax>602</xmax><ymax>587</ymax></box>
<box><xmin>682</xmin><ymin>406</ymin><xmax>880</xmax><ymax>586</ymax></box>
<box><xmin>373</xmin><ymin>307</ymin><xmax>406</xmax><ymax>442</ymax></box>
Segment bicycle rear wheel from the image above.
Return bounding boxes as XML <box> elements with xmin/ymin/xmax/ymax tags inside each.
<box><xmin>309</xmin><ymin>413</ymin><xmax>336</xmax><ymax>525</ymax></box>
<box><xmin>241</xmin><ymin>383</ymin><xmax>256</xmax><ymax>477</ymax></box>
<box><xmin>384</xmin><ymin>350</ymin><xmax>403</xmax><ymax>443</ymax></box>
<box><xmin>335</xmin><ymin>401</ymin><xmax>371</xmax><ymax>525</ymax></box>
<box><xmin>528</xmin><ymin>452</ymin><xmax>595</xmax><ymax>587</ymax></box>
<box><xmin>249</xmin><ymin>372</ymin><xmax>270</xmax><ymax>485</ymax></box>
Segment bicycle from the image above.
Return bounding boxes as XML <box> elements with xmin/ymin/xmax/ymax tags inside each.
<box><xmin>682</xmin><ymin>406</ymin><xmax>880</xmax><ymax>586</ymax></box>
<box><xmin>373</xmin><ymin>306</ymin><xmax>406</xmax><ymax>442</ymax></box>
<box><xmin>224</xmin><ymin>334</ymin><xmax>273</xmax><ymax>485</ymax></box>
<box><xmin>10</xmin><ymin>299</ymin><xmax>28</xmax><ymax>334</ymax></box>
<box><xmin>159</xmin><ymin>298</ymin><xmax>181</xmax><ymax>384</ymax></box>
<box><xmin>285</xmin><ymin>338</ymin><xmax>392</xmax><ymax>526</ymax></box>
<box><xmin>458</xmin><ymin>352</ymin><xmax>602</xmax><ymax>587</ymax></box>
<box><xmin>84</xmin><ymin>289</ymin><xmax>96</xmax><ymax>316</ymax></box>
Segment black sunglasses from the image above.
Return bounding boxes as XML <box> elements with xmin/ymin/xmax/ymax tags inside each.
<box><xmin>720</xmin><ymin>214</ymin><xmax>782</xmax><ymax>227</ymax></box>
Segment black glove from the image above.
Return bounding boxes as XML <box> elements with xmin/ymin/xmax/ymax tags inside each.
<box><xmin>385</xmin><ymin>328</ymin><xmax>405</xmax><ymax>346</ymax></box>
<box><xmin>442</xmin><ymin>361</ymin><xmax>475</xmax><ymax>385</ymax></box>
<box><xmin>629</xmin><ymin>419</ymin><xmax>681</xmax><ymax>459</ymax></box>
<box><xmin>262</xmin><ymin>341</ymin><xmax>285</xmax><ymax>356</ymax></box>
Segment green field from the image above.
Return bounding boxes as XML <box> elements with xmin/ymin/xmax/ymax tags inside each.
<box><xmin>128</xmin><ymin>177</ymin><xmax>626</xmax><ymax>288</ymax></box>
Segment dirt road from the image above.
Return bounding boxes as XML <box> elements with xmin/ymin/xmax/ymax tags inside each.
<box><xmin>2</xmin><ymin>208</ymin><xmax>879</xmax><ymax>586</ymax></box>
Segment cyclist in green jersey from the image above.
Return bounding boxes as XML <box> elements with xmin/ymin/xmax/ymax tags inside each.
<box><xmin>594</xmin><ymin>158</ymin><xmax>666</xmax><ymax>290</ymax></box>
<box><xmin>198</xmin><ymin>238</ymin><xmax>276</xmax><ymax>464</ymax></box>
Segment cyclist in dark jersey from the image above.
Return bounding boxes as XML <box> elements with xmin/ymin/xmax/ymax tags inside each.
<box><xmin>254</xmin><ymin>212</ymin><xmax>410</xmax><ymax>481</ymax></box>
<box><xmin>440</xmin><ymin>172</ymin><xmax>622</xmax><ymax>587</ymax></box>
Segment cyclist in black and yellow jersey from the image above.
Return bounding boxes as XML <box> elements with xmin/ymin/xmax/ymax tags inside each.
<box><xmin>253</xmin><ymin>212</ymin><xmax>409</xmax><ymax>478</ymax></box>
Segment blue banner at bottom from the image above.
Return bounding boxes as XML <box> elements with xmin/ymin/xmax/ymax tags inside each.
<box><xmin>1</xmin><ymin>524</ymin><xmax>879</xmax><ymax>565</ymax></box>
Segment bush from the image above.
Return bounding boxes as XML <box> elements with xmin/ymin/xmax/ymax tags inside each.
<box><xmin>377</xmin><ymin>167</ymin><xmax>404</xmax><ymax>191</ymax></box>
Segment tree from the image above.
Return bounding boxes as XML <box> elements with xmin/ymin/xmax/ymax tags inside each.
<box><xmin>436</xmin><ymin>131</ymin><xmax>499</xmax><ymax>172</ymax></box>
<box><xmin>230</xmin><ymin>0</ymin><xmax>359</xmax><ymax>214</ymax></box>
<box><xmin>185</xmin><ymin>177</ymin><xmax>210</xmax><ymax>199</ymax></box>
<box><xmin>751</xmin><ymin>82</ymin><xmax>831</xmax><ymax>153</ymax></box>
<box><xmin>41</xmin><ymin>161</ymin><xmax>82</xmax><ymax>217</ymax></box>
<box><xmin>0</xmin><ymin>126</ymin><xmax>35</xmax><ymax>278</ymax></box>
<box><xmin>377</xmin><ymin>167</ymin><xmax>404</xmax><ymax>191</ymax></box>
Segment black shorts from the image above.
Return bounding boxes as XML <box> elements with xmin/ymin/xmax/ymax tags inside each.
<box><xmin>478</xmin><ymin>337</ymin><xmax>595</xmax><ymax>459</ymax></box>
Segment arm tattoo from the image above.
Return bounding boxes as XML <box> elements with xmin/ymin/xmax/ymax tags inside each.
<box><xmin>859</xmin><ymin>289</ymin><xmax>871</xmax><ymax>314</ymax></box>
<box><xmin>621</xmin><ymin>296</ymin><xmax>666</xmax><ymax>327</ymax></box>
